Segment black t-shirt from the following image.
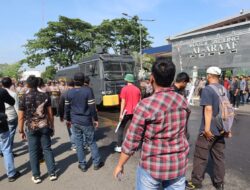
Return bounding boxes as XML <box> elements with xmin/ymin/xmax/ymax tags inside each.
<box><xmin>173</xmin><ymin>84</ymin><xmax>185</xmax><ymax>97</ymax></box>
<box><xmin>199</xmin><ymin>83</ymin><xmax>221</xmax><ymax>136</ymax></box>
<box><xmin>0</xmin><ymin>88</ymin><xmax>15</xmax><ymax>133</ymax></box>
<box><xmin>232</xmin><ymin>80</ymin><xmax>240</xmax><ymax>94</ymax></box>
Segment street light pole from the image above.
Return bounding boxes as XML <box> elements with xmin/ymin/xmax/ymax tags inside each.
<box><xmin>122</xmin><ymin>13</ymin><xmax>155</xmax><ymax>73</ymax></box>
<box><xmin>139</xmin><ymin>24</ymin><xmax>142</xmax><ymax>70</ymax></box>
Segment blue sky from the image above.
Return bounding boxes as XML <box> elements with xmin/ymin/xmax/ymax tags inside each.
<box><xmin>1</xmin><ymin>0</ymin><xmax>250</xmax><ymax>64</ymax></box>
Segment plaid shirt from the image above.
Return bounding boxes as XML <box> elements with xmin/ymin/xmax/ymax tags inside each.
<box><xmin>122</xmin><ymin>87</ymin><xmax>190</xmax><ymax>180</ymax></box>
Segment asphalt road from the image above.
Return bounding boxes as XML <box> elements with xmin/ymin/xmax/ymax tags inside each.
<box><xmin>0</xmin><ymin>106</ymin><xmax>249</xmax><ymax>190</ymax></box>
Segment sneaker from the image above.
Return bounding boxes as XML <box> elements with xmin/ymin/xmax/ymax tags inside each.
<box><xmin>8</xmin><ymin>171</ymin><xmax>21</xmax><ymax>182</ymax></box>
<box><xmin>0</xmin><ymin>152</ymin><xmax>3</xmax><ymax>157</ymax></box>
<box><xmin>114</xmin><ymin>146</ymin><xmax>121</xmax><ymax>153</ymax></box>
<box><xmin>39</xmin><ymin>158</ymin><xmax>45</xmax><ymax>164</ymax></box>
<box><xmin>93</xmin><ymin>161</ymin><xmax>104</xmax><ymax>170</ymax></box>
<box><xmin>214</xmin><ymin>183</ymin><xmax>224</xmax><ymax>190</ymax></box>
<box><xmin>31</xmin><ymin>176</ymin><xmax>42</xmax><ymax>184</ymax></box>
<box><xmin>78</xmin><ymin>164</ymin><xmax>87</xmax><ymax>172</ymax></box>
<box><xmin>185</xmin><ymin>181</ymin><xmax>202</xmax><ymax>189</ymax></box>
<box><xmin>83</xmin><ymin>145</ymin><xmax>89</xmax><ymax>151</ymax></box>
<box><xmin>71</xmin><ymin>147</ymin><xmax>77</xmax><ymax>151</ymax></box>
<box><xmin>49</xmin><ymin>173</ymin><xmax>57</xmax><ymax>181</ymax></box>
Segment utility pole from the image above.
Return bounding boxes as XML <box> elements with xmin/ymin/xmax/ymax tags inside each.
<box><xmin>122</xmin><ymin>13</ymin><xmax>155</xmax><ymax>72</ymax></box>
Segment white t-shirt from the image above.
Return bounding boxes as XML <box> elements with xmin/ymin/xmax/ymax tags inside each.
<box><xmin>4</xmin><ymin>88</ymin><xmax>18</xmax><ymax>121</ymax></box>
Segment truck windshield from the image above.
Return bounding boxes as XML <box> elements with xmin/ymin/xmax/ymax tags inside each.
<box><xmin>103</xmin><ymin>62</ymin><xmax>134</xmax><ymax>80</ymax></box>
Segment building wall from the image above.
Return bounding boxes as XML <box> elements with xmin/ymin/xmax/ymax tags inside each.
<box><xmin>171</xmin><ymin>23</ymin><xmax>250</xmax><ymax>75</ymax></box>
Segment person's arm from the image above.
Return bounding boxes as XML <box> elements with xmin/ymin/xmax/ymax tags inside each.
<box><xmin>204</xmin><ymin>105</ymin><xmax>214</xmax><ymax>140</ymax></box>
<box><xmin>87</xmin><ymin>89</ymin><xmax>98</xmax><ymax>128</ymax></box>
<box><xmin>200</xmin><ymin>87</ymin><xmax>214</xmax><ymax>140</ymax></box>
<box><xmin>119</xmin><ymin>87</ymin><xmax>126</xmax><ymax>120</ymax></box>
<box><xmin>45</xmin><ymin>94</ymin><xmax>54</xmax><ymax>133</ymax></box>
<box><xmin>113</xmin><ymin>101</ymin><xmax>146</xmax><ymax>178</ymax></box>
<box><xmin>235</xmin><ymin>81</ymin><xmax>240</xmax><ymax>96</ymax></box>
<box><xmin>13</xmin><ymin>92</ymin><xmax>19</xmax><ymax>113</ymax></box>
<box><xmin>47</xmin><ymin>106</ymin><xmax>54</xmax><ymax>136</ymax></box>
<box><xmin>119</xmin><ymin>99</ymin><xmax>125</xmax><ymax>120</ymax></box>
<box><xmin>2</xmin><ymin>89</ymin><xmax>15</xmax><ymax>106</ymax></box>
<box><xmin>58</xmin><ymin>94</ymin><xmax>65</xmax><ymax>121</ymax></box>
<box><xmin>243</xmin><ymin>81</ymin><xmax>246</xmax><ymax>91</ymax></box>
<box><xmin>18</xmin><ymin>94</ymin><xmax>26</xmax><ymax>140</ymax></box>
<box><xmin>65</xmin><ymin>93</ymin><xmax>71</xmax><ymax>122</ymax></box>
<box><xmin>18</xmin><ymin>110</ymin><xmax>26</xmax><ymax>140</ymax></box>
<box><xmin>113</xmin><ymin>152</ymin><xmax>131</xmax><ymax>179</ymax></box>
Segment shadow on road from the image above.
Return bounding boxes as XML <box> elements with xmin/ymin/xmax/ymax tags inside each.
<box><xmin>13</xmin><ymin>140</ymin><xmax>29</xmax><ymax>157</ymax></box>
<box><xmin>56</xmin><ymin>154</ymin><xmax>78</xmax><ymax>177</ymax></box>
<box><xmin>95</xmin><ymin>126</ymin><xmax>112</xmax><ymax>142</ymax></box>
<box><xmin>99</xmin><ymin>141</ymin><xmax>116</xmax><ymax>162</ymax></box>
<box><xmin>53</xmin><ymin>142</ymin><xmax>78</xmax><ymax>177</ymax></box>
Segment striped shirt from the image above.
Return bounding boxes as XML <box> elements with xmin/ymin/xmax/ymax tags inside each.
<box><xmin>122</xmin><ymin>87</ymin><xmax>190</xmax><ymax>180</ymax></box>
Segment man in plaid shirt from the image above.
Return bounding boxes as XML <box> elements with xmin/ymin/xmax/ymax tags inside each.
<box><xmin>113</xmin><ymin>60</ymin><xmax>190</xmax><ymax>190</ymax></box>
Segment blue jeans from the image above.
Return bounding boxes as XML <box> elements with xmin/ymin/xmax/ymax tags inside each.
<box><xmin>0</xmin><ymin>131</ymin><xmax>16</xmax><ymax>177</ymax></box>
<box><xmin>72</xmin><ymin>124</ymin><xmax>100</xmax><ymax>167</ymax></box>
<box><xmin>8</xmin><ymin>118</ymin><xmax>18</xmax><ymax>151</ymax></box>
<box><xmin>67</xmin><ymin>127</ymin><xmax>76</xmax><ymax>148</ymax></box>
<box><xmin>136</xmin><ymin>166</ymin><xmax>186</xmax><ymax>190</ymax></box>
<box><xmin>27</xmin><ymin>127</ymin><xmax>56</xmax><ymax>177</ymax></box>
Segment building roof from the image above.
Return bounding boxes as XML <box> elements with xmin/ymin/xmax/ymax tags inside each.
<box><xmin>142</xmin><ymin>45</ymin><xmax>172</xmax><ymax>55</ymax></box>
<box><xmin>169</xmin><ymin>10</ymin><xmax>250</xmax><ymax>41</ymax></box>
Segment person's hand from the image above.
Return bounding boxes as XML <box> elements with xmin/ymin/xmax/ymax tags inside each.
<box><xmin>204</xmin><ymin>130</ymin><xmax>214</xmax><ymax>141</ymax></box>
<box><xmin>93</xmin><ymin>121</ymin><xmax>99</xmax><ymax>128</ymax></box>
<box><xmin>20</xmin><ymin>132</ymin><xmax>26</xmax><ymax>140</ymax></box>
<box><xmin>66</xmin><ymin>121</ymin><xmax>71</xmax><ymax>128</ymax></box>
<box><xmin>60</xmin><ymin>117</ymin><xmax>64</xmax><ymax>122</ymax></box>
<box><xmin>50</xmin><ymin>128</ymin><xmax>55</xmax><ymax>137</ymax></box>
<box><xmin>113</xmin><ymin>165</ymin><xmax>124</xmax><ymax>181</ymax></box>
<box><xmin>119</xmin><ymin>115</ymin><xmax>123</xmax><ymax>121</ymax></box>
<box><xmin>224</xmin><ymin>131</ymin><xmax>232</xmax><ymax>138</ymax></box>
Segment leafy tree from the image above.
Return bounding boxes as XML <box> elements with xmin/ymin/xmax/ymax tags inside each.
<box><xmin>0</xmin><ymin>62</ymin><xmax>21</xmax><ymax>79</ymax></box>
<box><xmin>24</xmin><ymin>16</ymin><xmax>94</xmax><ymax>67</ymax></box>
<box><xmin>41</xmin><ymin>66</ymin><xmax>57</xmax><ymax>80</ymax></box>
<box><xmin>96</xmin><ymin>17</ymin><xmax>152</xmax><ymax>54</ymax></box>
<box><xmin>132</xmin><ymin>52</ymin><xmax>155</xmax><ymax>71</ymax></box>
<box><xmin>23</xmin><ymin>16</ymin><xmax>153</xmax><ymax>68</ymax></box>
<box><xmin>225</xmin><ymin>69</ymin><xmax>232</xmax><ymax>78</ymax></box>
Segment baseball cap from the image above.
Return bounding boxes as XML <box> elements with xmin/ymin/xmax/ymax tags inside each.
<box><xmin>206</xmin><ymin>66</ymin><xmax>221</xmax><ymax>76</ymax></box>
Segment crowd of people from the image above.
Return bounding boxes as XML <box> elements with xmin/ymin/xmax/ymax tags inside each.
<box><xmin>0</xmin><ymin>60</ymin><xmax>239</xmax><ymax>190</ymax></box>
<box><xmin>223</xmin><ymin>75</ymin><xmax>250</xmax><ymax>109</ymax></box>
<box><xmin>192</xmin><ymin>75</ymin><xmax>250</xmax><ymax>109</ymax></box>
<box><xmin>0</xmin><ymin>75</ymin><xmax>101</xmax><ymax>183</ymax></box>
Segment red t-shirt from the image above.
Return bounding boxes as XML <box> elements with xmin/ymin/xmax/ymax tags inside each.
<box><xmin>120</xmin><ymin>84</ymin><xmax>141</xmax><ymax>115</ymax></box>
<box><xmin>224</xmin><ymin>80</ymin><xmax>230</xmax><ymax>90</ymax></box>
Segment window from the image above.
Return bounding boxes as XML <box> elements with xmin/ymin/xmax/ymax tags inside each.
<box><xmin>218</xmin><ymin>51</ymin><xmax>225</xmax><ymax>55</ymax></box>
<box><xmin>121</xmin><ymin>62</ymin><xmax>133</xmax><ymax>73</ymax></box>
<box><xmin>103</xmin><ymin>62</ymin><xmax>121</xmax><ymax>71</ymax></box>
<box><xmin>85</xmin><ymin>62</ymin><xmax>99</xmax><ymax>76</ymax></box>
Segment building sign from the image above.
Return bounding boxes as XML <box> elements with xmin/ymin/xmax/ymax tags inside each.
<box><xmin>190</xmin><ymin>35</ymin><xmax>239</xmax><ymax>58</ymax></box>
